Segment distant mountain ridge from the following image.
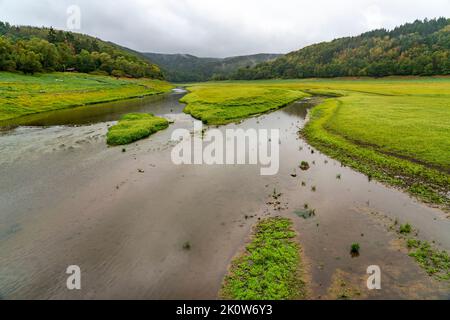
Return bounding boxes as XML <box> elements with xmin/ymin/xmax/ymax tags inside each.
<box><xmin>232</xmin><ymin>18</ymin><xmax>450</xmax><ymax>80</ymax></box>
<box><xmin>143</xmin><ymin>52</ymin><xmax>282</xmax><ymax>82</ymax></box>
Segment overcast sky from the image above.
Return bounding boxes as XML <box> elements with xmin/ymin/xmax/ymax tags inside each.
<box><xmin>0</xmin><ymin>0</ymin><xmax>448</xmax><ymax>57</ymax></box>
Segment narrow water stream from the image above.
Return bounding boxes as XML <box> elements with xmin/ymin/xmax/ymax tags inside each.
<box><xmin>0</xmin><ymin>90</ymin><xmax>448</xmax><ymax>299</ymax></box>
<box><xmin>0</xmin><ymin>92</ymin><xmax>185</xmax><ymax>128</ymax></box>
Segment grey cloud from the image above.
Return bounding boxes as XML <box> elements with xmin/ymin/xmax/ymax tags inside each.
<box><xmin>0</xmin><ymin>0</ymin><xmax>448</xmax><ymax>57</ymax></box>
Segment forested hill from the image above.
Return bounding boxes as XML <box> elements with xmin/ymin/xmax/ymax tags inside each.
<box><xmin>0</xmin><ymin>22</ymin><xmax>163</xmax><ymax>79</ymax></box>
<box><xmin>143</xmin><ymin>52</ymin><xmax>281</xmax><ymax>82</ymax></box>
<box><xmin>233</xmin><ymin>18</ymin><xmax>450</xmax><ymax>80</ymax></box>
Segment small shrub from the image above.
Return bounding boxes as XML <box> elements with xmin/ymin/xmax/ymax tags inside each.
<box><xmin>399</xmin><ymin>223</ymin><xmax>412</xmax><ymax>234</ymax></box>
<box><xmin>299</xmin><ymin>161</ymin><xmax>310</xmax><ymax>171</ymax></box>
<box><xmin>183</xmin><ymin>242</ymin><xmax>191</xmax><ymax>250</ymax></box>
<box><xmin>407</xmin><ymin>239</ymin><xmax>420</xmax><ymax>249</ymax></box>
<box><xmin>351</xmin><ymin>243</ymin><xmax>360</xmax><ymax>256</ymax></box>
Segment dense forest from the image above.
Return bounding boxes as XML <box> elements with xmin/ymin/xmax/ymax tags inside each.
<box><xmin>144</xmin><ymin>53</ymin><xmax>281</xmax><ymax>82</ymax></box>
<box><xmin>0</xmin><ymin>22</ymin><xmax>163</xmax><ymax>79</ymax></box>
<box><xmin>233</xmin><ymin>18</ymin><xmax>450</xmax><ymax>80</ymax></box>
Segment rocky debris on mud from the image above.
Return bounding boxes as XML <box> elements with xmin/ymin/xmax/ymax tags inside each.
<box><xmin>266</xmin><ymin>188</ymin><xmax>289</xmax><ymax>211</ymax></box>
<box><xmin>300</xmin><ymin>161</ymin><xmax>310</xmax><ymax>171</ymax></box>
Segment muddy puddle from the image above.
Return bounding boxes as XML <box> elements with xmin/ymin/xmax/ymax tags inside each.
<box><xmin>0</xmin><ymin>91</ymin><xmax>449</xmax><ymax>299</ymax></box>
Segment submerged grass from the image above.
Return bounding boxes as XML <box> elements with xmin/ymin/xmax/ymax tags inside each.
<box><xmin>106</xmin><ymin>113</ymin><xmax>169</xmax><ymax>146</ymax></box>
<box><xmin>407</xmin><ymin>239</ymin><xmax>450</xmax><ymax>281</ymax></box>
<box><xmin>220</xmin><ymin>217</ymin><xmax>306</xmax><ymax>300</ymax></box>
<box><xmin>0</xmin><ymin>72</ymin><xmax>174</xmax><ymax>122</ymax></box>
<box><xmin>395</xmin><ymin>222</ymin><xmax>450</xmax><ymax>281</ymax></box>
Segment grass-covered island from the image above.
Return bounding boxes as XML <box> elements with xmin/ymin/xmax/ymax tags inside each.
<box><xmin>180</xmin><ymin>84</ymin><xmax>309</xmax><ymax>125</ymax></box>
<box><xmin>106</xmin><ymin>113</ymin><xmax>169</xmax><ymax>146</ymax></box>
<box><xmin>221</xmin><ymin>217</ymin><xmax>306</xmax><ymax>300</ymax></box>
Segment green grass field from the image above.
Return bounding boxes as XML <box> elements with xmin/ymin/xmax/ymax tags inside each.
<box><xmin>0</xmin><ymin>72</ymin><xmax>174</xmax><ymax>122</ymax></box>
<box><xmin>183</xmin><ymin>78</ymin><xmax>450</xmax><ymax>207</ymax></box>
<box><xmin>180</xmin><ymin>84</ymin><xmax>309</xmax><ymax>124</ymax></box>
<box><xmin>220</xmin><ymin>217</ymin><xmax>305</xmax><ymax>300</ymax></box>
<box><xmin>106</xmin><ymin>113</ymin><xmax>169</xmax><ymax>146</ymax></box>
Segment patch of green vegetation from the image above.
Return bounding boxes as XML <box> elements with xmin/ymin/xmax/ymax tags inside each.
<box><xmin>406</xmin><ymin>238</ymin><xmax>419</xmax><ymax>249</ymax></box>
<box><xmin>325</xmin><ymin>94</ymin><xmax>450</xmax><ymax>170</ymax></box>
<box><xmin>0</xmin><ymin>72</ymin><xmax>174</xmax><ymax>122</ymax></box>
<box><xmin>220</xmin><ymin>217</ymin><xmax>305</xmax><ymax>300</ymax></box>
<box><xmin>106</xmin><ymin>113</ymin><xmax>169</xmax><ymax>146</ymax></box>
<box><xmin>181</xmin><ymin>84</ymin><xmax>309</xmax><ymax>125</ymax></box>
<box><xmin>351</xmin><ymin>243</ymin><xmax>361</xmax><ymax>255</ymax></box>
<box><xmin>408</xmin><ymin>240</ymin><xmax>450</xmax><ymax>280</ymax></box>
<box><xmin>299</xmin><ymin>161</ymin><xmax>310</xmax><ymax>171</ymax></box>
<box><xmin>396</xmin><ymin>223</ymin><xmax>450</xmax><ymax>281</ymax></box>
<box><xmin>399</xmin><ymin>223</ymin><xmax>412</xmax><ymax>234</ymax></box>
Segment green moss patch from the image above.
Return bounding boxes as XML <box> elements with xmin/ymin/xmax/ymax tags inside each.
<box><xmin>180</xmin><ymin>85</ymin><xmax>309</xmax><ymax>125</ymax></box>
<box><xmin>106</xmin><ymin>113</ymin><xmax>169</xmax><ymax>145</ymax></box>
<box><xmin>220</xmin><ymin>217</ymin><xmax>306</xmax><ymax>300</ymax></box>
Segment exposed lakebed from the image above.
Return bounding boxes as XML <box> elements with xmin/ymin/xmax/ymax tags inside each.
<box><xmin>0</xmin><ymin>90</ymin><xmax>449</xmax><ymax>299</ymax></box>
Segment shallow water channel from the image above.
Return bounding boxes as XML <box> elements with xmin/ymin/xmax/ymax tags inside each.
<box><xmin>0</xmin><ymin>89</ymin><xmax>449</xmax><ymax>299</ymax></box>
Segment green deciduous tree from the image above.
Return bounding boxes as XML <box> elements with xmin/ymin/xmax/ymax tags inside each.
<box><xmin>15</xmin><ymin>50</ymin><xmax>42</xmax><ymax>74</ymax></box>
<box><xmin>75</xmin><ymin>49</ymin><xmax>96</xmax><ymax>73</ymax></box>
<box><xmin>233</xmin><ymin>18</ymin><xmax>450</xmax><ymax>80</ymax></box>
<box><xmin>0</xmin><ymin>36</ymin><xmax>15</xmax><ymax>70</ymax></box>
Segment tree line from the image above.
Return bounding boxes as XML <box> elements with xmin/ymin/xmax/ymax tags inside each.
<box><xmin>232</xmin><ymin>18</ymin><xmax>450</xmax><ymax>80</ymax></box>
<box><xmin>0</xmin><ymin>22</ymin><xmax>163</xmax><ymax>79</ymax></box>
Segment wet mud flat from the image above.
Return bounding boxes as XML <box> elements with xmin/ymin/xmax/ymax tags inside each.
<box><xmin>0</xmin><ymin>94</ymin><xmax>449</xmax><ymax>299</ymax></box>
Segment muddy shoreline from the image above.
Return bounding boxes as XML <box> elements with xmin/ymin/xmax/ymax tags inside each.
<box><xmin>0</xmin><ymin>91</ymin><xmax>174</xmax><ymax>129</ymax></box>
